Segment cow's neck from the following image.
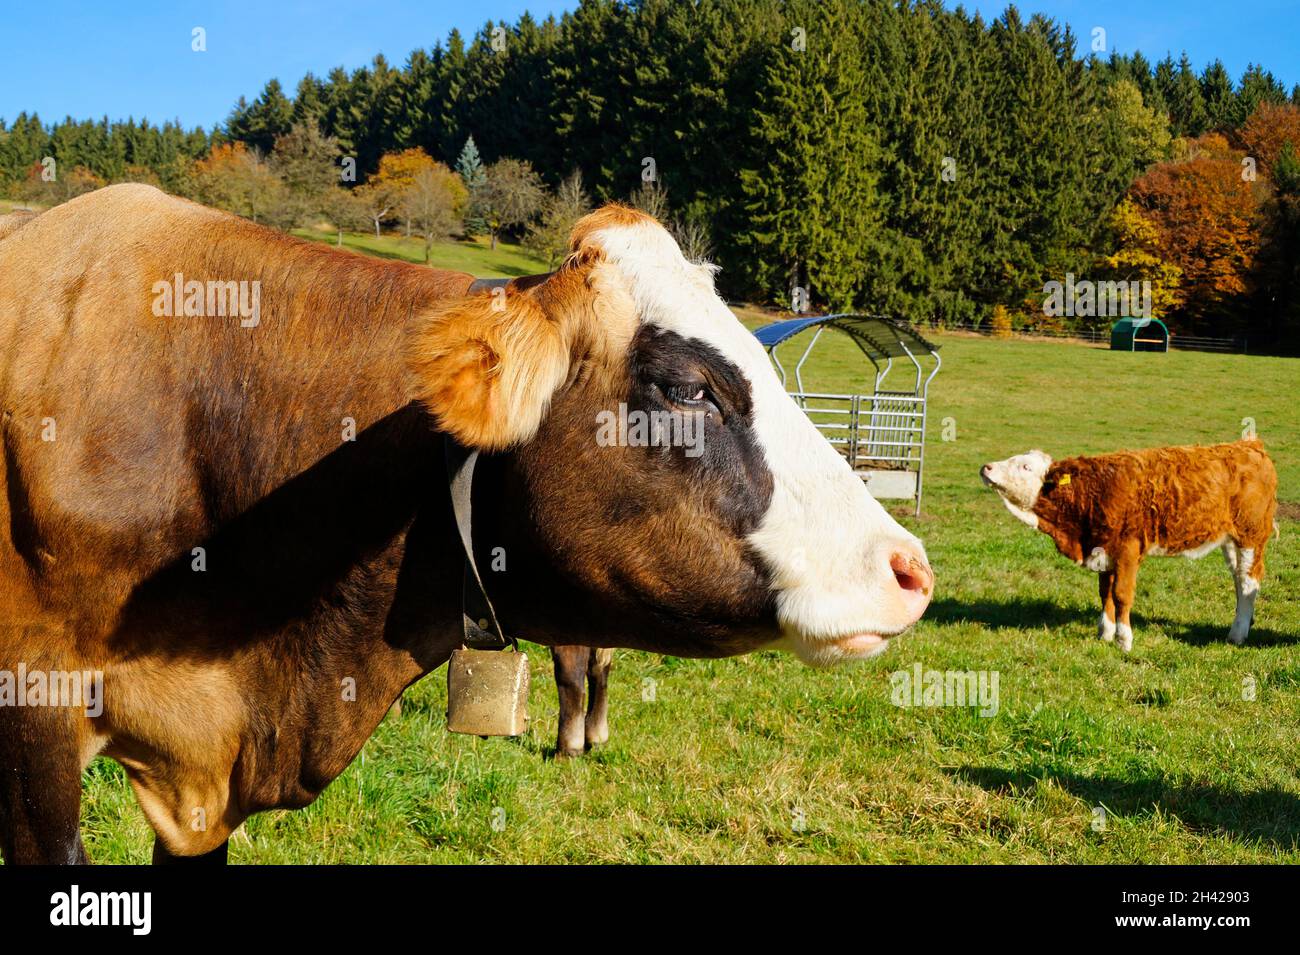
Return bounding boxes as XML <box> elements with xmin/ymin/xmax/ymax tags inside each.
<box><xmin>112</xmin><ymin>263</ymin><xmax>477</xmax><ymax>810</ymax></box>
<box><xmin>179</xmin><ymin>264</ymin><xmax>473</xmax><ymax>518</ymax></box>
<box><xmin>1001</xmin><ymin>496</ymin><xmax>1040</xmax><ymax>528</ymax></box>
<box><xmin>1032</xmin><ymin>494</ymin><xmax>1087</xmax><ymax>564</ymax></box>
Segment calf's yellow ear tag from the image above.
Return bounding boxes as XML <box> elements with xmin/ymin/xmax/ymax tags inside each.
<box><xmin>1059</xmin><ymin>473</ymin><xmax>1072</xmax><ymax>486</ymax></box>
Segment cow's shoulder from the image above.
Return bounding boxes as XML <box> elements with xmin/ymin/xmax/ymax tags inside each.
<box><xmin>1033</xmin><ymin>454</ymin><xmax>1132</xmax><ymax>551</ymax></box>
<box><xmin>10</xmin><ymin>183</ymin><xmax>221</xmax><ymax>243</ymax></box>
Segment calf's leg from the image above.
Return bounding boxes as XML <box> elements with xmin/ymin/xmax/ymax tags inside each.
<box><xmin>1227</xmin><ymin>542</ymin><xmax>1262</xmax><ymax>645</ymax></box>
<box><xmin>1111</xmin><ymin>545</ymin><xmax>1141</xmax><ymax>653</ymax></box>
<box><xmin>1097</xmin><ymin>571</ymin><xmax>1117</xmax><ymax>642</ymax></box>
<box><xmin>552</xmin><ymin>645</ymin><xmax>590</xmax><ymax>757</ymax></box>
<box><xmin>585</xmin><ymin>648</ymin><xmax>614</xmax><ymax>749</ymax></box>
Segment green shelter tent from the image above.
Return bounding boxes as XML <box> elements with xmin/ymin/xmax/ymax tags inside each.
<box><xmin>1110</xmin><ymin>317</ymin><xmax>1169</xmax><ymax>352</ymax></box>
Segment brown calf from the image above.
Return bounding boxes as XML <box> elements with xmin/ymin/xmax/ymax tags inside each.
<box><xmin>981</xmin><ymin>439</ymin><xmax>1278</xmax><ymax>651</ymax></box>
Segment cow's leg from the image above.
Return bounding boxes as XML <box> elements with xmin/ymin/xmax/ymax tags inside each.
<box><xmin>0</xmin><ymin>708</ymin><xmax>88</xmax><ymax>864</ymax></box>
<box><xmin>1097</xmin><ymin>571</ymin><xmax>1117</xmax><ymax>642</ymax></box>
<box><xmin>152</xmin><ymin>837</ymin><xmax>229</xmax><ymax>865</ymax></box>
<box><xmin>552</xmin><ymin>645</ymin><xmax>590</xmax><ymax>757</ymax></box>
<box><xmin>1228</xmin><ymin>543</ymin><xmax>1261</xmax><ymax>645</ymax></box>
<box><xmin>584</xmin><ymin>648</ymin><xmax>614</xmax><ymax>749</ymax></box>
<box><xmin>1111</xmin><ymin>544</ymin><xmax>1141</xmax><ymax>653</ymax></box>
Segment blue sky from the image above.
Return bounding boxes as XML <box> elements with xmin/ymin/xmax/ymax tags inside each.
<box><xmin>0</xmin><ymin>1</ymin><xmax>573</xmax><ymax>129</ymax></box>
<box><xmin>953</xmin><ymin>0</ymin><xmax>1299</xmax><ymax>89</ymax></box>
<box><xmin>2</xmin><ymin>1</ymin><xmax>1296</xmax><ymax>130</ymax></box>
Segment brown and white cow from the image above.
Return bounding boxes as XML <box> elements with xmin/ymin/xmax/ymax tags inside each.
<box><xmin>0</xmin><ymin>185</ymin><xmax>933</xmax><ymax>863</ymax></box>
<box><xmin>980</xmin><ymin>439</ymin><xmax>1278</xmax><ymax>651</ymax></box>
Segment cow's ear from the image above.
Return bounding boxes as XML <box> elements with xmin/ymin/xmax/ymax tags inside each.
<box><xmin>407</xmin><ymin>290</ymin><xmax>571</xmax><ymax>451</ymax></box>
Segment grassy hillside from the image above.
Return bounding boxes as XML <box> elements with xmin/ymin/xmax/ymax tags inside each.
<box><xmin>292</xmin><ymin>227</ymin><xmax>549</xmax><ymax>278</ymax></box>
<box><xmin>76</xmin><ymin>321</ymin><xmax>1300</xmax><ymax>863</ymax></box>
<box><xmin>1</xmin><ymin>202</ymin><xmax>548</xmax><ymax>277</ymax></box>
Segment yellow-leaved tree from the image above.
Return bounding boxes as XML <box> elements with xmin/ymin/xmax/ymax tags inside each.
<box><xmin>359</xmin><ymin>148</ymin><xmax>439</xmax><ymax>237</ymax></box>
<box><xmin>1100</xmin><ymin>198</ymin><xmax>1182</xmax><ymax>321</ymax></box>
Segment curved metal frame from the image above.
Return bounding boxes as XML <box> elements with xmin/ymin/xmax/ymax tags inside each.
<box><xmin>757</xmin><ymin>314</ymin><xmax>941</xmax><ymax>516</ymax></box>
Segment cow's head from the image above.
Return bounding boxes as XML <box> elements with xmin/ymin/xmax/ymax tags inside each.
<box><xmin>407</xmin><ymin>205</ymin><xmax>932</xmax><ymax>665</ymax></box>
<box><xmin>980</xmin><ymin>450</ymin><xmax>1052</xmax><ymax>527</ymax></box>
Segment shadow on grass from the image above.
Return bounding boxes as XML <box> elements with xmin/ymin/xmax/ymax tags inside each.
<box><xmin>926</xmin><ymin>597</ymin><xmax>1298</xmax><ymax>648</ymax></box>
<box><xmin>952</xmin><ymin>765</ymin><xmax>1300</xmax><ymax>849</ymax></box>
<box><xmin>298</xmin><ymin>234</ymin><xmax>423</xmax><ymax>265</ymax></box>
<box><xmin>925</xmin><ymin>596</ymin><xmax>1086</xmax><ymax>631</ymax></box>
<box><xmin>1150</xmin><ymin>619</ymin><xmax>1299</xmax><ymax>648</ymax></box>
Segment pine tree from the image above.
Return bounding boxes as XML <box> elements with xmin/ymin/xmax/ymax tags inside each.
<box><xmin>239</xmin><ymin>79</ymin><xmax>294</xmax><ymax>155</ymax></box>
<box><xmin>1169</xmin><ymin>54</ymin><xmax>1208</xmax><ymax>137</ymax></box>
<box><xmin>291</xmin><ymin>74</ymin><xmax>326</xmax><ymax>126</ymax></box>
<box><xmin>433</xmin><ymin>30</ymin><xmax>469</xmax><ymax>163</ymax></box>
<box><xmin>1153</xmin><ymin>55</ymin><xmax>1178</xmax><ymax>121</ymax></box>
<box><xmin>358</xmin><ymin>54</ymin><xmax>403</xmax><ymax>176</ymax></box>
<box><xmin>320</xmin><ymin>67</ymin><xmax>361</xmax><ymax>159</ymax></box>
<box><xmin>456</xmin><ymin>135</ymin><xmax>487</xmax><ymax>235</ymax></box>
<box><xmin>1200</xmin><ymin>60</ymin><xmax>1236</xmax><ymax>132</ymax></box>
<box><xmin>737</xmin><ymin>0</ymin><xmax>886</xmax><ymax>310</ymax></box>
<box><xmin>393</xmin><ymin>49</ymin><xmax>436</xmax><ymax>152</ymax></box>
<box><xmin>1234</xmin><ymin>65</ymin><xmax>1288</xmax><ymax>127</ymax></box>
<box><xmin>1130</xmin><ymin>51</ymin><xmax>1163</xmax><ymax>116</ymax></box>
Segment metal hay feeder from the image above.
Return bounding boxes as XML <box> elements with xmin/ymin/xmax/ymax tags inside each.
<box><xmin>753</xmin><ymin>314</ymin><xmax>941</xmax><ymax>516</ymax></box>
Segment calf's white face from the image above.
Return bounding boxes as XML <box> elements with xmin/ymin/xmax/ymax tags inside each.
<box><xmin>980</xmin><ymin>450</ymin><xmax>1052</xmax><ymax>526</ymax></box>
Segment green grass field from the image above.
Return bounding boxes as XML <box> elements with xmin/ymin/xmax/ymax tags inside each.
<box><xmin>292</xmin><ymin>226</ymin><xmax>549</xmax><ymax>278</ymax></box>
<box><xmin>74</xmin><ymin>320</ymin><xmax>1300</xmax><ymax>863</ymax></box>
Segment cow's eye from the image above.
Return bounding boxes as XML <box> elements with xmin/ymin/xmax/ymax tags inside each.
<box><xmin>662</xmin><ymin>382</ymin><xmax>720</xmax><ymax>416</ymax></box>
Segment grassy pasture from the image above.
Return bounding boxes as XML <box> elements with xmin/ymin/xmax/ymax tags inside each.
<box><xmin>1</xmin><ymin>203</ymin><xmax>549</xmax><ymax>278</ymax></box>
<box><xmin>0</xmin><ymin>198</ymin><xmax>41</xmax><ymax>216</ymax></box>
<box><xmin>75</xmin><ymin>314</ymin><xmax>1300</xmax><ymax>863</ymax></box>
<box><xmin>7</xmin><ymin>198</ymin><xmax>1294</xmax><ymax>862</ymax></box>
<box><xmin>291</xmin><ymin>226</ymin><xmax>549</xmax><ymax>278</ymax></box>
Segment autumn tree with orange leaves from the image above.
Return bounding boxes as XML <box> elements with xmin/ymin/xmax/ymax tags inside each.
<box><xmin>1128</xmin><ymin>134</ymin><xmax>1266</xmax><ymax>330</ymax></box>
<box><xmin>359</xmin><ymin>148</ymin><xmax>440</xmax><ymax>237</ymax></box>
<box><xmin>190</xmin><ymin>141</ymin><xmax>288</xmax><ymax>226</ymax></box>
<box><xmin>1238</xmin><ymin>103</ymin><xmax>1300</xmax><ymax>175</ymax></box>
<box><xmin>1238</xmin><ymin>103</ymin><xmax>1300</xmax><ymax>346</ymax></box>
